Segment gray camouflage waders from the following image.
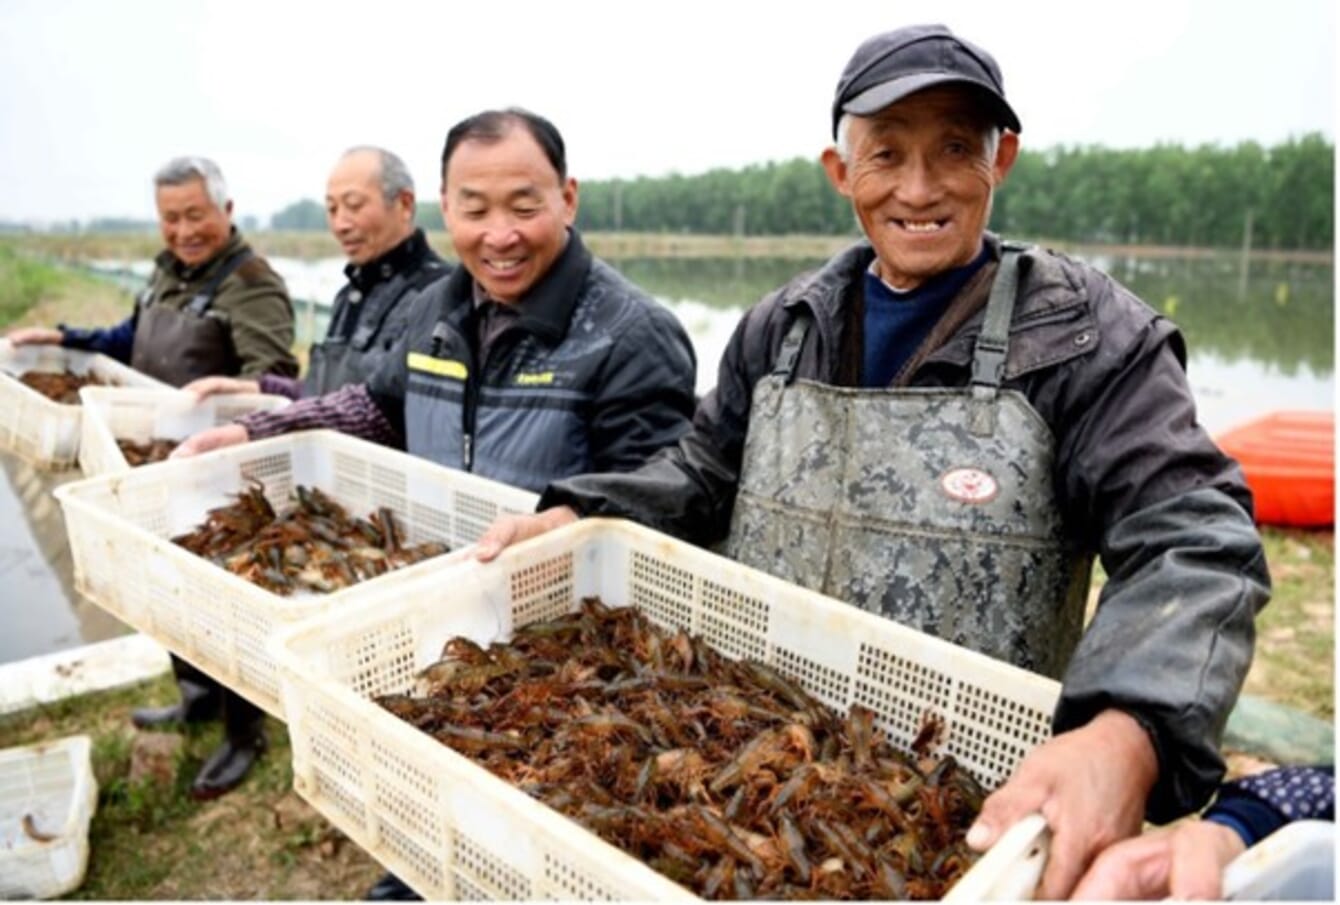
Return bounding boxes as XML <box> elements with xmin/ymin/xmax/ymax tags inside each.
<box><xmin>725</xmin><ymin>249</ymin><xmax>1092</xmax><ymax>678</ymax></box>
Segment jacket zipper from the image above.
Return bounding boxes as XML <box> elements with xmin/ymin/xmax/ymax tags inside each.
<box><xmin>430</xmin><ymin>319</ymin><xmax>475</xmax><ymax>472</ymax></box>
<box><xmin>462</xmin><ymin>351</ymin><xmax>479</xmax><ymax>473</ymax></box>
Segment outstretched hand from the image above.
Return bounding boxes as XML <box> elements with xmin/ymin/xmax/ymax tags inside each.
<box><xmin>5</xmin><ymin>326</ymin><xmax>62</xmax><ymax>345</ymax></box>
<box><xmin>182</xmin><ymin>375</ymin><xmax>261</xmax><ymax>400</ymax></box>
<box><xmin>965</xmin><ymin>708</ymin><xmax>1159</xmax><ymax>899</ymax></box>
<box><xmin>473</xmin><ymin>506</ymin><xmax>579</xmax><ymax>562</ymax></box>
<box><xmin>1070</xmin><ymin>818</ymin><xmax>1245</xmax><ymax>900</ymax></box>
<box><xmin>170</xmin><ymin>423</ymin><xmax>250</xmax><ymax>459</ymax></box>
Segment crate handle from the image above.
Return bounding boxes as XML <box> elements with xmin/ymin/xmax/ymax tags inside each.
<box><xmin>944</xmin><ymin>812</ymin><xmax>1050</xmax><ymax>901</ymax></box>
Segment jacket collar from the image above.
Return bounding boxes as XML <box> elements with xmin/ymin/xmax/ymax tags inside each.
<box><xmin>785</xmin><ymin>233</ymin><xmax>1094</xmax><ymax>381</ymax></box>
<box><xmin>443</xmin><ymin>228</ymin><xmax>593</xmax><ymax>345</ymax></box>
<box><xmin>344</xmin><ymin>228</ymin><xmax>434</xmax><ymax>291</ymax></box>
<box><xmin>157</xmin><ymin>227</ymin><xmax>248</xmax><ymax>281</ymax></box>
<box><xmin>917</xmin><ymin>236</ymin><xmax>1095</xmax><ymax>379</ymax></box>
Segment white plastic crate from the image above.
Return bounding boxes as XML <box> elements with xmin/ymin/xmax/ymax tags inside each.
<box><xmin>0</xmin><ymin>339</ymin><xmax>169</xmax><ymax>469</ymax></box>
<box><xmin>273</xmin><ymin>517</ymin><xmax>1061</xmax><ymax>901</ymax></box>
<box><xmin>53</xmin><ymin>429</ymin><xmax>538</xmax><ymax>720</ymax></box>
<box><xmin>1224</xmin><ymin>819</ymin><xmax>1335</xmax><ymax>900</ymax></box>
<box><xmin>77</xmin><ymin>385</ymin><xmax>290</xmax><ymax>477</ymax></box>
<box><xmin>0</xmin><ymin>735</ymin><xmax>98</xmax><ymax>900</ymax></box>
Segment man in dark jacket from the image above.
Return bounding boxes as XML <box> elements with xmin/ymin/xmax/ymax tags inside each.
<box><xmin>6</xmin><ymin>156</ymin><xmax>300</xmax><ymax>801</ymax></box>
<box><xmin>474</xmin><ymin>26</ymin><xmax>1270</xmax><ymax>899</ymax></box>
<box><xmin>176</xmin><ymin>108</ymin><xmax>696</xmax><ymax>497</ymax></box>
<box><xmin>185</xmin><ymin>146</ymin><xmax>449</xmax><ymax>401</ymax></box>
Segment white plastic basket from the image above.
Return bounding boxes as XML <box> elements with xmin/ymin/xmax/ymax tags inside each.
<box><xmin>0</xmin><ymin>339</ymin><xmax>169</xmax><ymax>469</ymax></box>
<box><xmin>273</xmin><ymin>517</ymin><xmax>1061</xmax><ymax>901</ymax></box>
<box><xmin>1224</xmin><ymin>819</ymin><xmax>1335</xmax><ymax>901</ymax></box>
<box><xmin>53</xmin><ymin>429</ymin><xmax>538</xmax><ymax>720</ymax></box>
<box><xmin>0</xmin><ymin>735</ymin><xmax>98</xmax><ymax>900</ymax></box>
<box><xmin>77</xmin><ymin>386</ymin><xmax>290</xmax><ymax>477</ymax></box>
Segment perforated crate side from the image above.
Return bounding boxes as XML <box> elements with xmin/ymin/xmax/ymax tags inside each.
<box><xmin>0</xmin><ymin>344</ymin><xmax>167</xmax><ymax>469</ymax></box>
<box><xmin>0</xmin><ymin>736</ymin><xmax>97</xmax><ymax>900</ymax></box>
<box><xmin>509</xmin><ymin>551</ymin><xmax>575</xmax><ymax>629</ymax></box>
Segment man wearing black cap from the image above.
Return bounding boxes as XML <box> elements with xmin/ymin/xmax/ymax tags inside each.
<box><xmin>477</xmin><ymin>24</ymin><xmax>1269</xmax><ymax>899</ymax></box>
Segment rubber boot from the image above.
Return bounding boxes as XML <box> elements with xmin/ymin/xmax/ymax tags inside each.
<box><xmin>365</xmin><ymin>873</ymin><xmax>422</xmax><ymax>901</ymax></box>
<box><xmin>131</xmin><ymin>656</ymin><xmax>223</xmax><ymax>729</ymax></box>
<box><xmin>190</xmin><ymin>690</ymin><xmax>266</xmax><ymax>801</ymax></box>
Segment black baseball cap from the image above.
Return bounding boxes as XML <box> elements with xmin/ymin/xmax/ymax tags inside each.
<box><xmin>831</xmin><ymin>24</ymin><xmax>1022</xmax><ymax>138</ymax></box>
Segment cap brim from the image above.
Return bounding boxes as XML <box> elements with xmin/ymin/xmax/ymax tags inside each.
<box><xmin>843</xmin><ymin>72</ymin><xmax>1022</xmax><ymax>133</ymax></box>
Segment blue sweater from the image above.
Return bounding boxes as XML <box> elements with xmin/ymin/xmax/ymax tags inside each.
<box><xmin>861</xmin><ymin>245</ymin><xmax>990</xmax><ymax>388</ymax></box>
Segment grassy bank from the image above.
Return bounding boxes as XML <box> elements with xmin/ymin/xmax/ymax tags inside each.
<box><xmin>0</xmin><ymin>677</ymin><xmax>381</xmax><ymax>900</ymax></box>
<box><xmin>0</xmin><ymin>241</ymin><xmax>132</xmax><ymax>329</ymax></box>
<box><xmin>1245</xmin><ymin>528</ymin><xmax>1335</xmax><ymax>718</ymax></box>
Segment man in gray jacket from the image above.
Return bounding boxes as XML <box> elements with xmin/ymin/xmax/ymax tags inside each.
<box><xmin>477</xmin><ymin>25</ymin><xmax>1270</xmax><ymax>899</ymax></box>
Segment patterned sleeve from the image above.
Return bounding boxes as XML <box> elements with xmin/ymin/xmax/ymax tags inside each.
<box><xmin>1203</xmin><ymin>765</ymin><xmax>1335</xmax><ymax>846</ymax></box>
<box><xmin>238</xmin><ymin>383</ymin><xmax>402</xmax><ymax>449</ymax></box>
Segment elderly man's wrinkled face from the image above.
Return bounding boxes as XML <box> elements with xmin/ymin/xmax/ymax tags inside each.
<box><xmin>156</xmin><ymin>177</ymin><xmax>233</xmax><ymax>268</ymax></box>
<box><xmin>326</xmin><ymin>150</ymin><xmax>416</xmax><ymax>266</ymax></box>
<box><xmin>441</xmin><ymin>126</ymin><xmax>577</xmax><ymax>304</ymax></box>
<box><xmin>822</xmin><ymin>85</ymin><xmax>1018</xmax><ymax>290</ymax></box>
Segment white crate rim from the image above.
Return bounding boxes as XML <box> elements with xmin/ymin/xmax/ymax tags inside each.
<box><xmin>76</xmin><ymin>384</ymin><xmax>290</xmax><ymax>478</ymax></box>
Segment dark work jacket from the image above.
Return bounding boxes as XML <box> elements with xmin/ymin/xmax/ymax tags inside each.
<box><xmin>544</xmin><ymin>234</ymin><xmax>1271</xmax><ymax>824</ymax></box>
<box><xmin>366</xmin><ymin>229</ymin><xmax>697</xmax><ymax>493</ymax></box>
<box><xmin>303</xmin><ymin>229</ymin><xmax>449</xmax><ymax>396</ymax></box>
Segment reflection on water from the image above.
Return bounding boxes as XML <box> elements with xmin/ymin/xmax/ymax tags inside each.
<box><xmin>0</xmin><ymin>455</ymin><xmax>129</xmax><ymax>663</ymax></box>
<box><xmin>607</xmin><ymin>253</ymin><xmax>1334</xmax><ymax>433</ymax></box>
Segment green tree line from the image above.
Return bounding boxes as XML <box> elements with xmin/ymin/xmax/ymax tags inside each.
<box><xmin>573</xmin><ymin>135</ymin><xmax>1333</xmax><ymax>250</ymax></box>
<box><xmin>267</xmin><ymin>135</ymin><xmax>1333</xmax><ymax>250</ymax></box>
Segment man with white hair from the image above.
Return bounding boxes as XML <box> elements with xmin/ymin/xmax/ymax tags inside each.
<box><xmin>186</xmin><ymin>146</ymin><xmax>449</xmax><ymax>401</ymax></box>
<box><xmin>476</xmin><ymin>24</ymin><xmax>1270</xmax><ymax>899</ymax></box>
<box><xmin>8</xmin><ymin>155</ymin><xmax>297</xmax><ymax>385</ymax></box>
<box><xmin>7</xmin><ymin>155</ymin><xmax>298</xmax><ymax>800</ymax></box>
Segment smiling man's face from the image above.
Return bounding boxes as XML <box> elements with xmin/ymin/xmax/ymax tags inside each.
<box><xmin>440</xmin><ymin>125</ymin><xmax>577</xmax><ymax>304</ymax></box>
<box><xmin>156</xmin><ymin>177</ymin><xmax>232</xmax><ymax>268</ymax></box>
<box><xmin>822</xmin><ymin>85</ymin><xmax>1018</xmax><ymax>289</ymax></box>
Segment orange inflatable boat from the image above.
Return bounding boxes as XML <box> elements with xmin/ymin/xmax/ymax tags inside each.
<box><xmin>1216</xmin><ymin>410</ymin><xmax>1335</xmax><ymax>528</ymax></box>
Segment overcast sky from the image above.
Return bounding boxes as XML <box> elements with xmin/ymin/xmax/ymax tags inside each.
<box><xmin>0</xmin><ymin>0</ymin><xmax>1334</xmax><ymax>223</ymax></box>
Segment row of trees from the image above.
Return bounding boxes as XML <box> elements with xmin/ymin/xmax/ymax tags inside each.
<box><xmin>574</xmin><ymin>134</ymin><xmax>1333</xmax><ymax>250</ymax></box>
<box><xmin>268</xmin><ymin>135</ymin><xmax>1333</xmax><ymax>250</ymax></box>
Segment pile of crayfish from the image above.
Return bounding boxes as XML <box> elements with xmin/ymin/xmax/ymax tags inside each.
<box><xmin>17</xmin><ymin>369</ymin><xmax>106</xmax><ymax>403</ymax></box>
<box><xmin>172</xmin><ymin>482</ymin><xmax>449</xmax><ymax>595</ymax></box>
<box><xmin>377</xmin><ymin>597</ymin><xmax>988</xmax><ymax>900</ymax></box>
<box><xmin>116</xmin><ymin>437</ymin><xmax>180</xmax><ymax>466</ymax></box>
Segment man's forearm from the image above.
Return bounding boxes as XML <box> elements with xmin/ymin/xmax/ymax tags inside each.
<box><xmin>239</xmin><ymin>383</ymin><xmax>400</xmax><ymax>447</ymax></box>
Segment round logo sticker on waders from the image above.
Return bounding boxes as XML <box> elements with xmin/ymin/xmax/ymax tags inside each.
<box><xmin>940</xmin><ymin>466</ymin><xmax>1000</xmax><ymax>504</ymax></box>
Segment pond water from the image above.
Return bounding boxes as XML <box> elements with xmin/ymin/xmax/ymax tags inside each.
<box><xmin>2</xmin><ymin>250</ymin><xmax>1332</xmax><ymax>664</ymax></box>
